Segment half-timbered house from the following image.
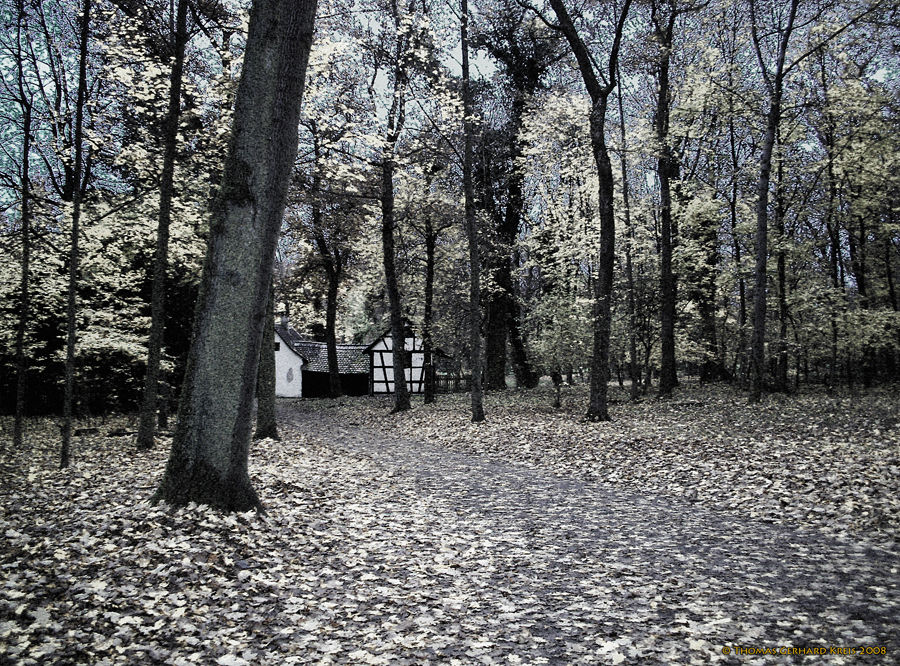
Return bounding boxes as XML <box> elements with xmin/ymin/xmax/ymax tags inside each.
<box><xmin>365</xmin><ymin>322</ymin><xmax>438</xmax><ymax>395</ymax></box>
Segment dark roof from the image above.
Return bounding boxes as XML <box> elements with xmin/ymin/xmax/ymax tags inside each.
<box><xmin>274</xmin><ymin>326</ymin><xmax>309</xmax><ymax>363</ymax></box>
<box><xmin>291</xmin><ymin>339</ymin><xmax>369</xmax><ymax>374</ymax></box>
<box><xmin>275</xmin><ymin>323</ymin><xmax>367</xmax><ymax>373</ymax></box>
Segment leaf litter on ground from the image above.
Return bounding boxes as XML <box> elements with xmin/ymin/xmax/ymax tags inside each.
<box><xmin>0</xmin><ymin>382</ymin><xmax>897</xmax><ymax>665</ymax></box>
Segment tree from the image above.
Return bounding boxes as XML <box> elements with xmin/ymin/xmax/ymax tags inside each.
<box><xmin>154</xmin><ymin>0</ymin><xmax>317</xmax><ymax>511</ymax></box>
<box><xmin>407</xmin><ymin>157</ymin><xmax>452</xmax><ymax>404</ymax></box>
<box><xmin>535</xmin><ymin>0</ymin><xmax>632</xmax><ymax>421</ymax></box>
<box><xmin>650</xmin><ymin>0</ymin><xmax>693</xmax><ymax>397</ymax></box>
<box><xmin>613</xmin><ymin>59</ymin><xmax>640</xmax><ymax>400</ymax></box>
<box><xmin>367</xmin><ymin>0</ymin><xmax>430</xmax><ymax>413</ymax></box>
<box><xmin>60</xmin><ymin>0</ymin><xmax>92</xmax><ymax>468</ymax></box>
<box><xmin>254</xmin><ymin>280</ymin><xmax>279</xmax><ymax>440</ymax></box>
<box><xmin>11</xmin><ymin>0</ymin><xmax>34</xmax><ymax>450</ymax></box>
<box><xmin>745</xmin><ymin>0</ymin><xmax>884</xmax><ymax>399</ymax></box>
<box><xmin>474</xmin><ymin>0</ymin><xmax>557</xmax><ymax>391</ymax></box>
<box><xmin>461</xmin><ymin>0</ymin><xmax>485</xmax><ymax>422</ymax></box>
<box><xmin>747</xmin><ymin>0</ymin><xmax>798</xmax><ymax>403</ymax></box>
<box><xmin>136</xmin><ymin>0</ymin><xmax>189</xmax><ymax>449</ymax></box>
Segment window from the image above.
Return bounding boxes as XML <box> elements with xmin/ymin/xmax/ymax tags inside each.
<box><xmin>274</xmin><ymin>342</ymin><xmax>280</xmax><ymax>351</ymax></box>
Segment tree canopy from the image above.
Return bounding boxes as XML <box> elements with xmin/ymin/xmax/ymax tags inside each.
<box><xmin>1</xmin><ymin>0</ymin><xmax>897</xmax><ymax>439</ymax></box>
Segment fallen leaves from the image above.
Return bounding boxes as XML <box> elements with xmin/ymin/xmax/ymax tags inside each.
<box><xmin>332</xmin><ymin>384</ymin><xmax>900</xmax><ymax>544</ymax></box>
<box><xmin>0</xmin><ymin>386</ymin><xmax>897</xmax><ymax>664</ymax></box>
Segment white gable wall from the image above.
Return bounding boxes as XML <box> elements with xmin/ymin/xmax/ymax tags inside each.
<box><xmin>274</xmin><ymin>332</ymin><xmax>304</xmax><ymax>398</ymax></box>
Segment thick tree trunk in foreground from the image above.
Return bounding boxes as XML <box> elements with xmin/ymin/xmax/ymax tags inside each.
<box><xmin>154</xmin><ymin>0</ymin><xmax>316</xmax><ymax>511</ymax></box>
<box><xmin>61</xmin><ymin>0</ymin><xmax>91</xmax><ymax>469</ymax></box>
<box><xmin>462</xmin><ymin>0</ymin><xmax>485</xmax><ymax>422</ymax></box>
<box><xmin>254</xmin><ymin>281</ymin><xmax>279</xmax><ymax>441</ymax></box>
<box><xmin>136</xmin><ymin>0</ymin><xmax>189</xmax><ymax>450</ymax></box>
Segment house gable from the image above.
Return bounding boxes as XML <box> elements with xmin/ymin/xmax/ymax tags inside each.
<box><xmin>365</xmin><ymin>324</ymin><xmax>426</xmax><ymax>395</ymax></box>
<box><xmin>274</xmin><ymin>325</ymin><xmax>308</xmax><ymax>398</ymax></box>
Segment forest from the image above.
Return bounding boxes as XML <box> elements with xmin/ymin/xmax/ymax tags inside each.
<box><xmin>1</xmin><ymin>0</ymin><xmax>899</xmax><ymax>662</ymax></box>
<box><xmin>2</xmin><ymin>0</ymin><xmax>897</xmax><ymax>427</ymax></box>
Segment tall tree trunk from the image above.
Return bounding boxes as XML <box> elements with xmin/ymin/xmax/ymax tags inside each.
<box><xmin>654</xmin><ymin>6</ymin><xmax>679</xmax><ymax>397</ymax></box>
<box><xmin>381</xmin><ymin>154</ymin><xmax>411</xmax><ymax>412</ymax></box>
<box><xmin>615</xmin><ymin>62</ymin><xmax>639</xmax><ymax>401</ymax></box>
<box><xmin>153</xmin><ymin>0</ymin><xmax>317</xmax><ymax>511</ymax></box>
<box><xmin>547</xmin><ymin>0</ymin><xmax>631</xmax><ymax>421</ymax></box>
<box><xmin>380</xmin><ymin>3</ymin><xmax>411</xmax><ymax>414</ymax></box>
<box><xmin>324</xmin><ymin>263</ymin><xmax>342</xmax><ymax>398</ymax></box>
<box><xmin>13</xmin><ymin>1</ymin><xmax>32</xmax><ymax>451</ymax></box>
<box><xmin>461</xmin><ymin>0</ymin><xmax>485</xmax><ymax>422</ymax></box>
<box><xmin>749</xmin><ymin>0</ymin><xmax>797</xmax><ymax>403</ymax></box>
<box><xmin>749</xmin><ymin>101</ymin><xmax>778</xmax><ymax>402</ymax></box>
<box><xmin>309</xmin><ymin>128</ymin><xmax>343</xmax><ymax>398</ymax></box>
<box><xmin>728</xmin><ymin>120</ymin><xmax>748</xmax><ymax>383</ymax></box>
<box><xmin>254</xmin><ymin>280</ymin><xmax>279</xmax><ymax>440</ymax></box>
<box><xmin>61</xmin><ymin>0</ymin><xmax>91</xmax><ymax>469</ymax></box>
<box><xmin>773</xmin><ymin>137</ymin><xmax>789</xmax><ymax>392</ymax></box>
<box><xmin>821</xmin><ymin>75</ymin><xmax>841</xmax><ymax>391</ymax></box>
<box><xmin>847</xmin><ymin>204</ymin><xmax>873</xmax><ymax>386</ymax></box>
<box><xmin>423</xmin><ymin>208</ymin><xmax>437</xmax><ymax>404</ymax></box>
<box><xmin>136</xmin><ymin>0</ymin><xmax>189</xmax><ymax>450</ymax></box>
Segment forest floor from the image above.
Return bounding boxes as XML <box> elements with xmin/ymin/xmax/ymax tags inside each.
<box><xmin>0</xmin><ymin>383</ymin><xmax>898</xmax><ymax>665</ymax></box>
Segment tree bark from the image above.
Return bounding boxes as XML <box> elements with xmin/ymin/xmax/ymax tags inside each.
<box><xmin>136</xmin><ymin>0</ymin><xmax>189</xmax><ymax>450</ymax></box>
<box><xmin>547</xmin><ymin>0</ymin><xmax>631</xmax><ymax>421</ymax></box>
<box><xmin>254</xmin><ymin>281</ymin><xmax>279</xmax><ymax>441</ymax></box>
<box><xmin>423</xmin><ymin>200</ymin><xmax>437</xmax><ymax>404</ymax></box>
<box><xmin>654</xmin><ymin>4</ymin><xmax>679</xmax><ymax>397</ymax></box>
<box><xmin>309</xmin><ymin>128</ymin><xmax>343</xmax><ymax>398</ymax></box>
<box><xmin>749</xmin><ymin>0</ymin><xmax>798</xmax><ymax>403</ymax></box>
<box><xmin>153</xmin><ymin>0</ymin><xmax>317</xmax><ymax>511</ymax></box>
<box><xmin>13</xmin><ymin>1</ymin><xmax>32</xmax><ymax>450</ymax></box>
<box><xmin>381</xmin><ymin>155</ymin><xmax>411</xmax><ymax>412</ymax></box>
<box><xmin>61</xmin><ymin>0</ymin><xmax>91</xmax><ymax>469</ymax></box>
<box><xmin>773</xmin><ymin>135</ymin><xmax>789</xmax><ymax>393</ymax></box>
<box><xmin>462</xmin><ymin>0</ymin><xmax>485</xmax><ymax>422</ymax></box>
<box><xmin>380</xmin><ymin>2</ymin><xmax>412</xmax><ymax>414</ymax></box>
<box><xmin>728</xmin><ymin>119</ymin><xmax>748</xmax><ymax>384</ymax></box>
<box><xmin>324</xmin><ymin>263</ymin><xmax>342</xmax><ymax>398</ymax></box>
<box><xmin>615</xmin><ymin>61</ymin><xmax>639</xmax><ymax>401</ymax></box>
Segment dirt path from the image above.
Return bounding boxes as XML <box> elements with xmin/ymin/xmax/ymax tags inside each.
<box><xmin>283</xmin><ymin>402</ymin><xmax>900</xmax><ymax>665</ymax></box>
